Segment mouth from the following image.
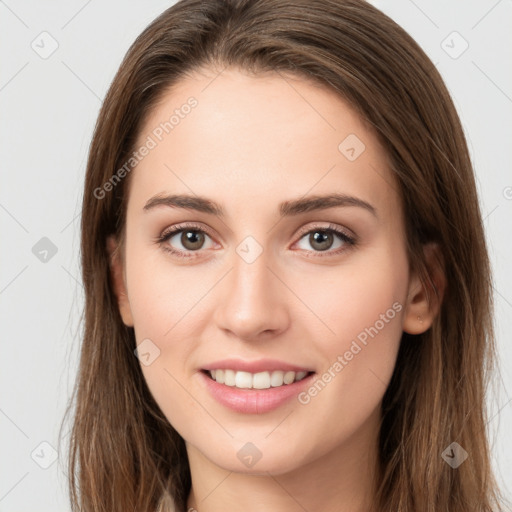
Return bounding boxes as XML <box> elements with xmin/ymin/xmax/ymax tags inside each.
<box><xmin>201</xmin><ymin>368</ymin><xmax>314</xmax><ymax>390</ymax></box>
<box><xmin>199</xmin><ymin>367</ymin><xmax>316</xmax><ymax>414</ymax></box>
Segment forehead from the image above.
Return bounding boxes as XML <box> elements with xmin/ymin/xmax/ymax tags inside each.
<box><xmin>129</xmin><ymin>67</ymin><xmax>398</xmax><ymax>218</ymax></box>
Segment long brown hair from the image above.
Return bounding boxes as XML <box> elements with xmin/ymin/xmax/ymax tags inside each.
<box><xmin>60</xmin><ymin>0</ymin><xmax>508</xmax><ymax>510</ymax></box>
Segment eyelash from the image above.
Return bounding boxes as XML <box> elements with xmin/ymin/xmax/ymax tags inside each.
<box><xmin>155</xmin><ymin>222</ymin><xmax>356</xmax><ymax>259</ymax></box>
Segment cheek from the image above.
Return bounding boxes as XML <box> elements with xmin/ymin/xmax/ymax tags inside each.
<box><xmin>125</xmin><ymin>251</ymin><xmax>220</xmax><ymax>424</ymax></box>
<box><xmin>125</xmin><ymin>248</ymin><xmax>209</xmax><ymax>341</ymax></box>
<box><xmin>294</xmin><ymin>249</ymin><xmax>407</xmax><ymax>347</ymax></box>
<box><xmin>292</xmin><ymin>249</ymin><xmax>407</xmax><ymax>417</ymax></box>
<box><xmin>126</xmin><ymin>255</ymin><xmax>207</xmax><ymax>432</ymax></box>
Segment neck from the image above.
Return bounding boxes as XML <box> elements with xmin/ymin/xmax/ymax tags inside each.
<box><xmin>185</xmin><ymin>406</ymin><xmax>382</xmax><ymax>512</ymax></box>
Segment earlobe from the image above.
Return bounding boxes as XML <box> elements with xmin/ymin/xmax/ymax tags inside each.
<box><xmin>402</xmin><ymin>242</ymin><xmax>445</xmax><ymax>335</ymax></box>
<box><xmin>106</xmin><ymin>235</ymin><xmax>134</xmax><ymax>327</ymax></box>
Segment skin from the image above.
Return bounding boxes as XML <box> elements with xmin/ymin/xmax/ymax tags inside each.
<box><xmin>108</xmin><ymin>67</ymin><xmax>444</xmax><ymax>512</ymax></box>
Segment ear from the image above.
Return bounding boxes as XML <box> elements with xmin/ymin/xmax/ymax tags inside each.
<box><xmin>402</xmin><ymin>242</ymin><xmax>446</xmax><ymax>335</ymax></box>
<box><xmin>107</xmin><ymin>235</ymin><xmax>134</xmax><ymax>327</ymax></box>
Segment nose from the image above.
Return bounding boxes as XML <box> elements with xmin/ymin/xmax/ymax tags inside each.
<box><xmin>213</xmin><ymin>248</ymin><xmax>290</xmax><ymax>341</ymax></box>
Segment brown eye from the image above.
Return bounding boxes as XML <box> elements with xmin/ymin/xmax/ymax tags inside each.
<box><xmin>308</xmin><ymin>230</ymin><xmax>334</xmax><ymax>251</ymax></box>
<box><xmin>158</xmin><ymin>224</ymin><xmax>216</xmax><ymax>256</ymax></box>
<box><xmin>294</xmin><ymin>225</ymin><xmax>355</xmax><ymax>256</ymax></box>
<box><xmin>180</xmin><ymin>230</ymin><xmax>205</xmax><ymax>250</ymax></box>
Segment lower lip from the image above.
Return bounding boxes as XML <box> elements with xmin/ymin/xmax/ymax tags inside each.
<box><xmin>199</xmin><ymin>371</ymin><xmax>315</xmax><ymax>414</ymax></box>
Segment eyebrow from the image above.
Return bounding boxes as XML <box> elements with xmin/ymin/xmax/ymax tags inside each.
<box><xmin>143</xmin><ymin>192</ymin><xmax>377</xmax><ymax>218</ymax></box>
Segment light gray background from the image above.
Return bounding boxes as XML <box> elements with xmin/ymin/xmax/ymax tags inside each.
<box><xmin>1</xmin><ymin>1</ymin><xmax>511</xmax><ymax>510</ymax></box>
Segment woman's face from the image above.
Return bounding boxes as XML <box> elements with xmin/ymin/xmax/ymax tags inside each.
<box><xmin>109</xmin><ymin>67</ymin><xmax>430</xmax><ymax>476</ymax></box>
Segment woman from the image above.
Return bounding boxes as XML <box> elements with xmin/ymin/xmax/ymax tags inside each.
<box><xmin>62</xmin><ymin>0</ymin><xmax>508</xmax><ymax>510</ymax></box>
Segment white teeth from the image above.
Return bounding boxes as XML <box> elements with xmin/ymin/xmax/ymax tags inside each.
<box><xmin>235</xmin><ymin>371</ymin><xmax>252</xmax><ymax>389</ymax></box>
<box><xmin>296</xmin><ymin>371</ymin><xmax>307</xmax><ymax>381</ymax></box>
<box><xmin>283</xmin><ymin>371</ymin><xmax>295</xmax><ymax>385</ymax></box>
<box><xmin>224</xmin><ymin>369</ymin><xmax>236</xmax><ymax>386</ymax></box>
<box><xmin>270</xmin><ymin>371</ymin><xmax>284</xmax><ymax>387</ymax></box>
<box><xmin>207</xmin><ymin>369</ymin><xmax>310</xmax><ymax>389</ymax></box>
<box><xmin>214</xmin><ymin>369</ymin><xmax>224</xmax><ymax>384</ymax></box>
<box><xmin>253</xmin><ymin>371</ymin><xmax>271</xmax><ymax>389</ymax></box>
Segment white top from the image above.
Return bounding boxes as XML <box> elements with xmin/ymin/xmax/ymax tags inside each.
<box><xmin>155</xmin><ymin>490</ymin><xmax>178</xmax><ymax>512</ymax></box>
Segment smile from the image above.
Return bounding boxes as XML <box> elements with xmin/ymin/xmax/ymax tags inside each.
<box><xmin>199</xmin><ymin>369</ymin><xmax>316</xmax><ymax>414</ymax></box>
<box><xmin>206</xmin><ymin>369</ymin><xmax>311</xmax><ymax>389</ymax></box>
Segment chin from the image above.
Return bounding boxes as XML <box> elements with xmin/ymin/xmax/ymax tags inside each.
<box><xmin>195</xmin><ymin>439</ymin><xmax>308</xmax><ymax>476</ymax></box>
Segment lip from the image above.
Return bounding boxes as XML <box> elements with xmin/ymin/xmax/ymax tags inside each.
<box><xmin>199</xmin><ymin>369</ymin><xmax>315</xmax><ymax>414</ymax></box>
<box><xmin>201</xmin><ymin>358</ymin><xmax>314</xmax><ymax>373</ymax></box>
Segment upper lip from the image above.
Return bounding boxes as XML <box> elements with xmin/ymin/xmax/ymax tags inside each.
<box><xmin>201</xmin><ymin>358</ymin><xmax>314</xmax><ymax>373</ymax></box>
